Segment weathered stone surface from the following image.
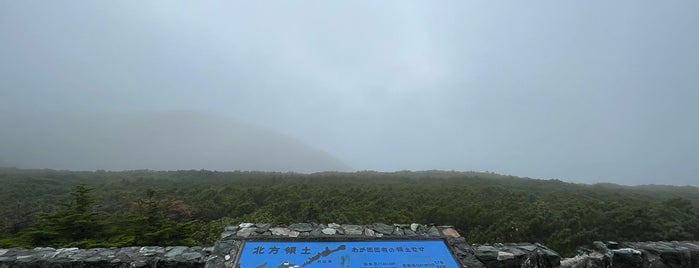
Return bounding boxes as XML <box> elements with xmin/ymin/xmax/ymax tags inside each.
<box><xmin>255</xmin><ymin>223</ymin><xmax>271</xmax><ymax>233</ymax></box>
<box><xmin>392</xmin><ymin>227</ymin><xmax>405</xmax><ymax>236</ymax></box>
<box><xmin>560</xmin><ymin>252</ymin><xmax>609</xmax><ymax>268</ymax></box>
<box><xmin>372</xmin><ymin>223</ymin><xmax>394</xmax><ymax>235</ymax></box>
<box><xmin>474</xmin><ymin>243</ymin><xmax>561</xmax><ymax>268</ymax></box>
<box><xmin>165</xmin><ymin>246</ymin><xmax>188</xmax><ymax>259</ymax></box>
<box><xmin>403</xmin><ymin>228</ymin><xmax>417</xmax><ymax>236</ymax></box>
<box><xmin>220</xmin><ymin>231</ymin><xmax>236</xmax><ymax>239</ymax></box>
<box><xmin>342</xmin><ymin>224</ymin><xmax>364</xmax><ymax>235</ymax></box>
<box><xmin>562</xmin><ymin>241</ymin><xmax>699</xmax><ymax>268</ymax></box>
<box><xmin>238</xmin><ymin>223</ymin><xmax>254</xmax><ymax>228</ymax></box>
<box><xmin>212</xmin><ymin>239</ymin><xmax>237</xmax><ymax>257</ymax></box>
<box><xmin>0</xmin><ymin>246</ymin><xmax>208</xmax><ymax>267</ymax></box>
<box><xmin>410</xmin><ymin>223</ymin><xmax>420</xmax><ymax>232</ymax></box>
<box><xmin>497</xmin><ymin>251</ymin><xmax>515</xmax><ymax>261</ymax></box>
<box><xmin>289</xmin><ymin>223</ymin><xmax>313</xmax><ymax>232</ymax></box>
<box><xmin>441</xmin><ymin>228</ymin><xmax>460</xmax><ymax>238</ymax></box>
<box><xmin>427</xmin><ymin>226</ymin><xmax>441</xmax><ymax>237</ymax></box>
<box><xmin>321</xmin><ymin>228</ymin><xmax>337</xmax><ymax>235</ymax></box>
<box><xmin>310</xmin><ymin>227</ymin><xmax>324</xmax><ymax>236</ymax></box>
<box><xmin>270</xmin><ymin>227</ymin><xmax>291</xmax><ymax>236</ymax></box>
<box><xmin>236</xmin><ymin>227</ymin><xmax>256</xmax><ymax>237</ymax></box>
<box><xmin>7</xmin><ymin>223</ymin><xmax>695</xmax><ymax>268</ymax></box>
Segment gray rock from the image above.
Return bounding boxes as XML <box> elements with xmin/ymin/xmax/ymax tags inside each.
<box><xmin>474</xmin><ymin>246</ymin><xmax>499</xmax><ymax>267</ymax></box>
<box><xmin>84</xmin><ymin>256</ymin><xmax>104</xmax><ymax>262</ymax></box>
<box><xmin>223</xmin><ymin>225</ymin><xmax>240</xmax><ymax>232</ymax></box>
<box><xmin>213</xmin><ymin>240</ymin><xmax>237</xmax><ymax>256</ymax></box>
<box><xmin>343</xmin><ymin>224</ymin><xmax>364</xmax><ymax>235</ymax></box>
<box><xmin>364</xmin><ymin>228</ymin><xmax>375</xmax><ymax>237</ymax></box>
<box><xmin>610</xmin><ymin>248</ymin><xmax>643</xmax><ymax>268</ymax></box>
<box><xmin>372</xmin><ymin>223</ymin><xmax>394</xmax><ymax>235</ymax></box>
<box><xmin>592</xmin><ymin>241</ymin><xmax>607</xmax><ymax>251</ymax></box>
<box><xmin>310</xmin><ymin>228</ymin><xmax>322</xmax><ymax>236</ymax></box>
<box><xmin>164</xmin><ymin>246</ymin><xmax>188</xmax><ymax>259</ymax></box>
<box><xmin>560</xmin><ymin>252</ymin><xmax>608</xmax><ymax>268</ymax></box>
<box><xmin>520</xmin><ymin>245</ymin><xmax>538</xmax><ymax>252</ymax></box>
<box><xmin>139</xmin><ymin>246</ymin><xmax>164</xmax><ymax>256</ymax></box>
<box><xmin>328</xmin><ymin>223</ymin><xmax>341</xmax><ymax>228</ymax></box>
<box><xmin>220</xmin><ymin>231</ymin><xmax>236</xmax><ymax>239</ymax></box>
<box><xmin>441</xmin><ymin>228</ymin><xmax>460</xmax><ymax>238</ymax></box>
<box><xmin>497</xmin><ymin>251</ymin><xmax>515</xmax><ymax>261</ymax></box>
<box><xmin>132</xmin><ymin>260</ymin><xmax>149</xmax><ymax>267</ymax></box>
<box><xmin>605</xmin><ymin>241</ymin><xmax>619</xmax><ymax>250</ymax></box>
<box><xmin>403</xmin><ymin>229</ymin><xmax>417</xmax><ymax>236</ymax></box>
<box><xmin>239</xmin><ymin>222</ymin><xmax>255</xmax><ymax>228</ymax></box>
<box><xmin>427</xmin><ymin>226</ymin><xmax>441</xmax><ymax>236</ymax></box>
<box><xmin>392</xmin><ymin>227</ymin><xmax>404</xmax><ymax>236</ymax></box>
<box><xmin>270</xmin><ymin>227</ymin><xmax>291</xmax><ymax>236</ymax></box>
<box><xmin>289</xmin><ymin>231</ymin><xmax>300</xmax><ymax>238</ymax></box>
<box><xmin>410</xmin><ymin>223</ymin><xmax>420</xmax><ymax>232</ymax></box>
<box><xmin>16</xmin><ymin>255</ymin><xmax>34</xmax><ymax>261</ymax></box>
<box><xmin>255</xmin><ymin>223</ymin><xmax>271</xmax><ymax>233</ymax></box>
<box><xmin>321</xmin><ymin>228</ymin><xmax>337</xmax><ymax>235</ymax></box>
<box><xmin>236</xmin><ymin>227</ymin><xmax>257</xmax><ymax>237</ymax></box>
<box><xmin>181</xmin><ymin>252</ymin><xmax>202</xmax><ymax>261</ymax></box>
<box><xmin>289</xmin><ymin>223</ymin><xmax>313</xmax><ymax>232</ymax></box>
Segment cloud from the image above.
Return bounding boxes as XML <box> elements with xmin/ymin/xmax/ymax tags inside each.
<box><xmin>1</xmin><ymin>1</ymin><xmax>697</xmax><ymax>185</ymax></box>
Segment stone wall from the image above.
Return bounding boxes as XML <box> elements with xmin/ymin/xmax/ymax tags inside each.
<box><xmin>0</xmin><ymin>246</ymin><xmax>209</xmax><ymax>268</ymax></box>
<box><xmin>560</xmin><ymin>241</ymin><xmax>699</xmax><ymax>268</ymax></box>
<box><xmin>1</xmin><ymin>223</ymin><xmax>698</xmax><ymax>268</ymax></box>
<box><xmin>208</xmin><ymin>223</ymin><xmax>561</xmax><ymax>268</ymax></box>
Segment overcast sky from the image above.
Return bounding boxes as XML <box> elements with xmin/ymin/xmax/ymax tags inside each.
<box><xmin>1</xmin><ymin>1</ymin><xmax>698</xmax><ymax>185</ymax></box>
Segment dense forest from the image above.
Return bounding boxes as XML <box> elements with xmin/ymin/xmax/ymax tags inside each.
<box><xmin>1</xmin><ymin>168</ymin><xmax>698</xmax><ymax>256</ymax></box>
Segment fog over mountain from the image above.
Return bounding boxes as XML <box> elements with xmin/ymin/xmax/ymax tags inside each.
<box><xmin>1</xmin><ymin>1</ymin><xmax>698</xmax><ymax>185</ymax></box>
<box><xmin>0</xmin><ymin>111</ymin><xmax>351</xmax><ymax>172</ymax></box>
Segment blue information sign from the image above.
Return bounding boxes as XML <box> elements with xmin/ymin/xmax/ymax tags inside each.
<box><xmin>235</xmin><ymin>240</ymin><xmax>459</xmax><ymax>268</ymax></box>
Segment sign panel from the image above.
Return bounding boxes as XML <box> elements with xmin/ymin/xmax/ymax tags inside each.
<box><xmin>235</xmin><ymin>240</ymin><xmax>459</xmax><ymax>268</ymax></box>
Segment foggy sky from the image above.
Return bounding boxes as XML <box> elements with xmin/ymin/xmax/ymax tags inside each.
<box><xmin>1</xmin><ymin>1</ymin><xmax>698</xmax><ymax>185</ymax></box>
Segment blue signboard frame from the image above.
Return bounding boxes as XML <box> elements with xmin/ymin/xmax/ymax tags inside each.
<box><xmin>235</xmin><ymin>240</ymin><xmax>460</xmax><ymax>268</ymax></box>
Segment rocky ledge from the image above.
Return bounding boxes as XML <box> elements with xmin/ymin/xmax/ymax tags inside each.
<box><xmin>1</xmin><ymin>223</ymin><xmax>698</xmax><ymax>268</ymax></box>
<box><xmin>212</xmin><ymin>223</ymin><xmax>561</xmax><ymax>268</ymax></box>
<box><xmin>0</xmin><ymin>246</ymin><xmax>209</xmax><ymax>268</ymax></box>
<box><xmin>219</xmin><ymin>222</ymin><xmax>460</xmax><ymax>239</ymax></box>
<box><xmin>561</xmin><ymin>241</ymin><xmax>699</xmax><ymax>268</ymax></box>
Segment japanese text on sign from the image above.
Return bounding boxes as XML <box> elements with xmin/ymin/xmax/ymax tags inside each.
<box><xmin>236</xmin><ymin>240</ymin><xmax>458</xmax><ymax>268</ymax></box>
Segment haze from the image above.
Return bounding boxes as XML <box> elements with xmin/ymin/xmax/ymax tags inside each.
<box><xmin>1</xmin><ymin>1</ymin><xmax>697</xmax><ymax>186</ymax></box>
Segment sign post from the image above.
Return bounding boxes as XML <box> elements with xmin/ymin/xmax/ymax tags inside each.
<box><xmin>235</xmin><ymin>240</ymin><xmax>460</xmax><ymax>268</ymax></box>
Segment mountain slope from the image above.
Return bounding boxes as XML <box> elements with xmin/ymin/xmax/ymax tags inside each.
<box><xmin>0</xmin><ymin>111</ymin><xmax>351</xmax><ymax>172</ymax></box>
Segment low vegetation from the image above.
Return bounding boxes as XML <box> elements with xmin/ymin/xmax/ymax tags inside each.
<box><xmin>1</xmin><ymin>168</ymin><xmax>698</xmax><ymax>256</ymax></box>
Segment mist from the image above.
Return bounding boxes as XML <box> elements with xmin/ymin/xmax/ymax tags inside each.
<box><xmin>1</xmin><ymin>1</ymin><xmax>697</xmax><ymax>185</ymax></box>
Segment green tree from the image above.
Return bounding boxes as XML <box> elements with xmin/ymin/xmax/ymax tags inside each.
<box><xmin>19</xmin><ymin>184</ymin><xmax>105</xmax><ymax>247</ymax></box>
<box><xmin>130</xmin><ymin>189</ymin><xmax>194</xmax><ymax>246</ymax></box>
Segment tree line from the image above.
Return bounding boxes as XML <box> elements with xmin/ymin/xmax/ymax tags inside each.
<box><xmin>1</xmin><ymin>168</ymin><xmax>698</xmax><ymax>256</ymax></box>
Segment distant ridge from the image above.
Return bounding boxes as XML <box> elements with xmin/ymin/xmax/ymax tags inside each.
<box><xmin>0</xmin><ymin>111</ymin><xmax>351</xmax><ymax>172</ymax></box>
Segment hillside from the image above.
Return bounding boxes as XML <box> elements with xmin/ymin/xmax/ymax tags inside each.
<box><xmin>0</xmin><ymin>111</ymin><xmax>350</xmax><ymax>172</ymax></box>
<box><xmin>1</xmin><ymin>168</ymin><xmax>698</xmax><ymax>255</ymax></box>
